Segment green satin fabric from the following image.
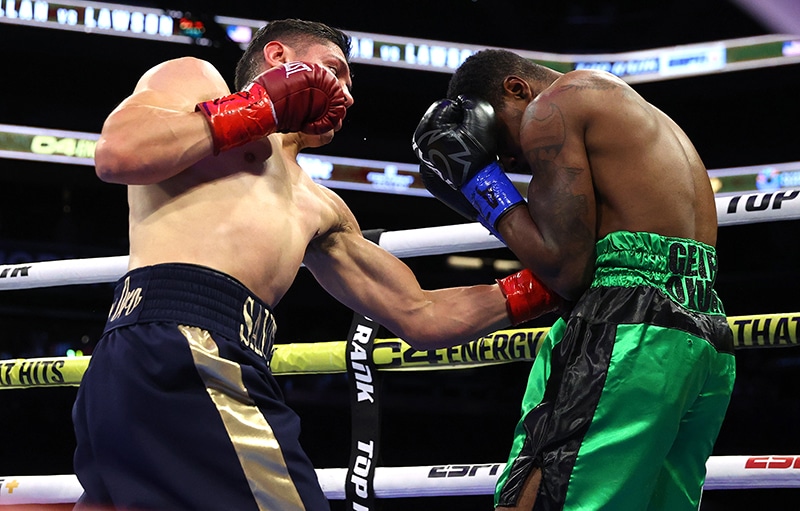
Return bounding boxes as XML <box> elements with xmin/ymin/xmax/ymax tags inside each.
<box><xmin>494</xmin><ymin>231</ymin><xmax>735</xmax><ymax>510</ymax></box>
<box><xmin>592</xmin><ymin>231</ymin><xmax>726</xmax><ymax>315</ymax></box>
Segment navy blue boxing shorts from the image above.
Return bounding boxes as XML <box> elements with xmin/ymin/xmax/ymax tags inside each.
<box><xmin>72</xmin><ymin>263</ymin><xmax>329</xmax><ymax>511</ymax></box>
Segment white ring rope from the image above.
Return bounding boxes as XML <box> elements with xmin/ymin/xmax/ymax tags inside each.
<box><xmin>1</xmin><ymin>189</ymin><xmax>799</xmax><ymax>291</ymax></box>
<box><xmin>1</xmin><ymin>456</ymin><xmax>798</xmax><ymax>505</ymax></box>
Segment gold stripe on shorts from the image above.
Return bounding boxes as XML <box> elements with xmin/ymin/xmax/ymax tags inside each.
<box><xmin>181</xmin><ymin>325</ymin><xmax>306</xmax><ymax>511</ymax></box>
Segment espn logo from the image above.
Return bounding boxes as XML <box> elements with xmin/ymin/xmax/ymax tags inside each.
<box><xmin>745</xmin><ymin>456</ymin><xmax>800</xmax><ymax>469</ymax></box>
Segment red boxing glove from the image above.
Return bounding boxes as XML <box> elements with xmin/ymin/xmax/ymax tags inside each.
<box><xmin>196</xmin><ymin>61</ymin><xmax>347</xmax><ymax>154</ymax></box>
<box><xmin>497</xmin><ymin>269</ymin><xmax>561</xmax><ymax>325</ymax></box>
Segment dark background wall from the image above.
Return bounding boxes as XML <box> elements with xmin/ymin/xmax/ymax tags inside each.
<box><xmin>1</xmin><ymin>1</ymin><xmax>799</xmax><ymax>509</ymax></box>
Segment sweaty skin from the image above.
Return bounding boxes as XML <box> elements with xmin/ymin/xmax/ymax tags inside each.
<box><xmin>492</xmin><ymin>69</ymin><xmax>720</xmax><ymax>510</ymax></box>
<box><xmin>495</xmin><ymin>69</ymin><xmax>717</xmax><ymax>302</ymax></box>
<box><xmin>94</xmin><ymin>40</ymin><xmax>510</xmax><ymax>349</ymax></box>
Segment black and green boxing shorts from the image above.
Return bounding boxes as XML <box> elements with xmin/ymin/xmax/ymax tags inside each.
<box><xmin>495</xmin><ymin>231</ymin><xmax>736</xmax><ymax>510</ymax></box>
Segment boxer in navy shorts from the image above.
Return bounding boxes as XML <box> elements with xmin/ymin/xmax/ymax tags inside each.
<box><xmin>75</xmin><ymin>18</ymin><xmax>553</xmax><ymax>511</ymax></box>
<box><xmin>73</xmin><ymin>264</ymin><xmax>328</xmax><ymax>510</ymax></box>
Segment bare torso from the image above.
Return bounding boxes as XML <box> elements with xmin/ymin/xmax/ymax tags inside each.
<box><xmin>127</xmin><ymin>136</ymin><xmax>337</xmax><ymax>306</ymax></box>
<box><xmin>508</xmin><ymin>70</ymin><xmax>717</xmax><ymax>299</ymax></box>
<box><xmin>577</xmin><ymin>74</ymin><xmax>717</xmax><ymax>245</ymax></box>
<box><xmin>96</xmin><ymin>55</ymin><xmax>515</xmax><ymax>348</ymax></box>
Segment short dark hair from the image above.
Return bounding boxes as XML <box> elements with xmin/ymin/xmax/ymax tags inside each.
<box><xmin>447</xmin><ymin>49</ymin><xmax>551</xmax><ymax>107</ymax></box>
<box><xmin>234</xmin><ymin>19</ymin><xmax>351</xmax><ymax>89</ymax></box>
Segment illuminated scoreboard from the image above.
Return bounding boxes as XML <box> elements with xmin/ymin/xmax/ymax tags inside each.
<box><xmin>0</xmin><ymin>0</ymin><xmax>211</xmax><ymax>44</ymax></box>
<box><xmin>347</xmin><ymin>33</ymin><xmax>479</xmax><ymax>72</ymax></box>
<box><xmin>0</xmin><ymin>124</ymin><xmax>97</xmax><ymax>165</ymax></box>
<box><xmin>215</xmin><ymin>15</ymin><xmax>528</xmax><ymax>74</ymax></box>
<box><xmin>1</xmin><ymin>0</ymin><xmax>799</xmax><ymax>79</ymax></box>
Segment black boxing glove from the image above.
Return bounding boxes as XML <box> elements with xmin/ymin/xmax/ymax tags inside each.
<box><xmin>419</xmin><ymin>161</ymin><xmax>479</xmax><ymax>223</ymax></box>
<box><xmin>413</xmin><ymin>95</ymin><xmax>524</xmax><ymax>239</ymax></box>
<box><xmin>196</xmin><ymin>61</ymin><xmax>346</xmax><ymax>154</ymax></box>
<box><xmin>412</xmin><ymin>96</ymin><xmax>496</xmax><ymax>188</ymax></box>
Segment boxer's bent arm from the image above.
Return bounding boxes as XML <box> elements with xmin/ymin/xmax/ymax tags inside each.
<box><xmin>497</xmin><ymin>79</ymin><xmax>603</xmax><ymax>300</ymax></box>
<box><xmin>304</xmin><ymin>227</ymin><xmax>510</xmax><ymax>351</ymax></box>
<box><xmin>95</xmin><ymin>57</ymin><xmax>224</xmax><ymax>185</ymax></box>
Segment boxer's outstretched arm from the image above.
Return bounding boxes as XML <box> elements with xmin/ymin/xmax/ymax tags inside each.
<box><xmin>303</xmin><ymin>188</ymin><xmax>558</xmax><ymax>350</ymax></box>
<box><xmin>95</xmin><ymin>57</ymin><xmax>226</xmax><ymax>185</ymax></box>
<box><xmin>305</xmin><ymin>227</ymin><xmax>509</xmax><ymax>350</ymax></box>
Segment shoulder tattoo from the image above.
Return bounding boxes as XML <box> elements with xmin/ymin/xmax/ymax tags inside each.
<box><xmin>524</xmin><ymin>102</ymin><xmax>565</xmax><ymax>165</ymax></box>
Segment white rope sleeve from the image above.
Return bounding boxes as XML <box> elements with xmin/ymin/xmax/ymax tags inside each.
<box><xmin>1</xmin><ymin>456</ymin><xmax>799</xmax><ymax>504</ymax></box>
<box><xmin>0</xmin><ymin>189</ymin><xmax>798</xmax><ymax>291</ymax></box>
<box><xmin>0</xmin><ymin>255</ymin><xmax>128</xmax><ymax>289</ymax></box>
<box><xmin>376</xmin><ymin>222</ymin><xmax>502</xmax><ymax>258</ymax></box>
<box><xmin>715</xmin><ymin>189</ymin><xmax>800</xmax><ymax>226</ymax></box>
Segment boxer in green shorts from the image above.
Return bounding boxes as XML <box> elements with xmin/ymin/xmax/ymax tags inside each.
<box><xmin>495</xmin><ymin>231</ymin><xmax>735</xmax><ymax>509</ymax></box>
<box><xmin>414</xmin><ymin>47</ymin><xmax>737</xmax><ymax>509</ymax></box>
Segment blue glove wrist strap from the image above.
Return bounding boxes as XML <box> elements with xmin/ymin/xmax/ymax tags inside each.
<box><xmin>461</xmin><ymin>162</ymin><xmax>525</xmax><ymax>239</ymax></box>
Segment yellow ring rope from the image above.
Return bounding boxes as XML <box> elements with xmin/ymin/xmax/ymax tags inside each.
<box><xmin>1</xmin><ymin>312</ymin><xmax>796</xmax><ymax>389</ymax></box>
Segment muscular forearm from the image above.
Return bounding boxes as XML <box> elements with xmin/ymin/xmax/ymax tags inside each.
<box><xmin>95</xmin><ymin>106</ymin><xmax>213</xmax><ymax>185</ymax></box>
<box><xmin>398</xmin><ymin>272</ymin><xmax>564</xmax><ymax>351</ymax></box>
<box><xmin>94</xmin><ymin>58</ymin><xmax>230</xmax><ymax>184</ymax></box>
<box><xmin>306</xmin><ymin>230</ymin><xmax>510</xmax><ymax>350</ymax></box>
<box><xmin>499</xmin><ymin>207</ymin><xmax>592</xmax><ymax>300</ymax></box>
<box><xmin>397</xmin><ymin>284</ymin><xmax>511</xmax><ymax>351</ymax></box>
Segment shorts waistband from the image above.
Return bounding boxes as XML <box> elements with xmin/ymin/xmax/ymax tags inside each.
<box><xmin>104</xmin><ymin>263</ymin><xmax>276</xmax><ymax>362</ymax></box>
<box><xmin>592</xmin><ymin>231</ymin><xmax>724</xmax><ymax>315</ymax></box>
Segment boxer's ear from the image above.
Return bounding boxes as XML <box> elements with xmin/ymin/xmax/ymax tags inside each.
<box><xmin>502</xmin><ymin>76</ymin><xmax>531</xmax><ymax>100</ymax></box>
<box><xmin>263</xmin><ymin>41</ymin><xmax>290</xmax><ymax>67</ymax></box>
